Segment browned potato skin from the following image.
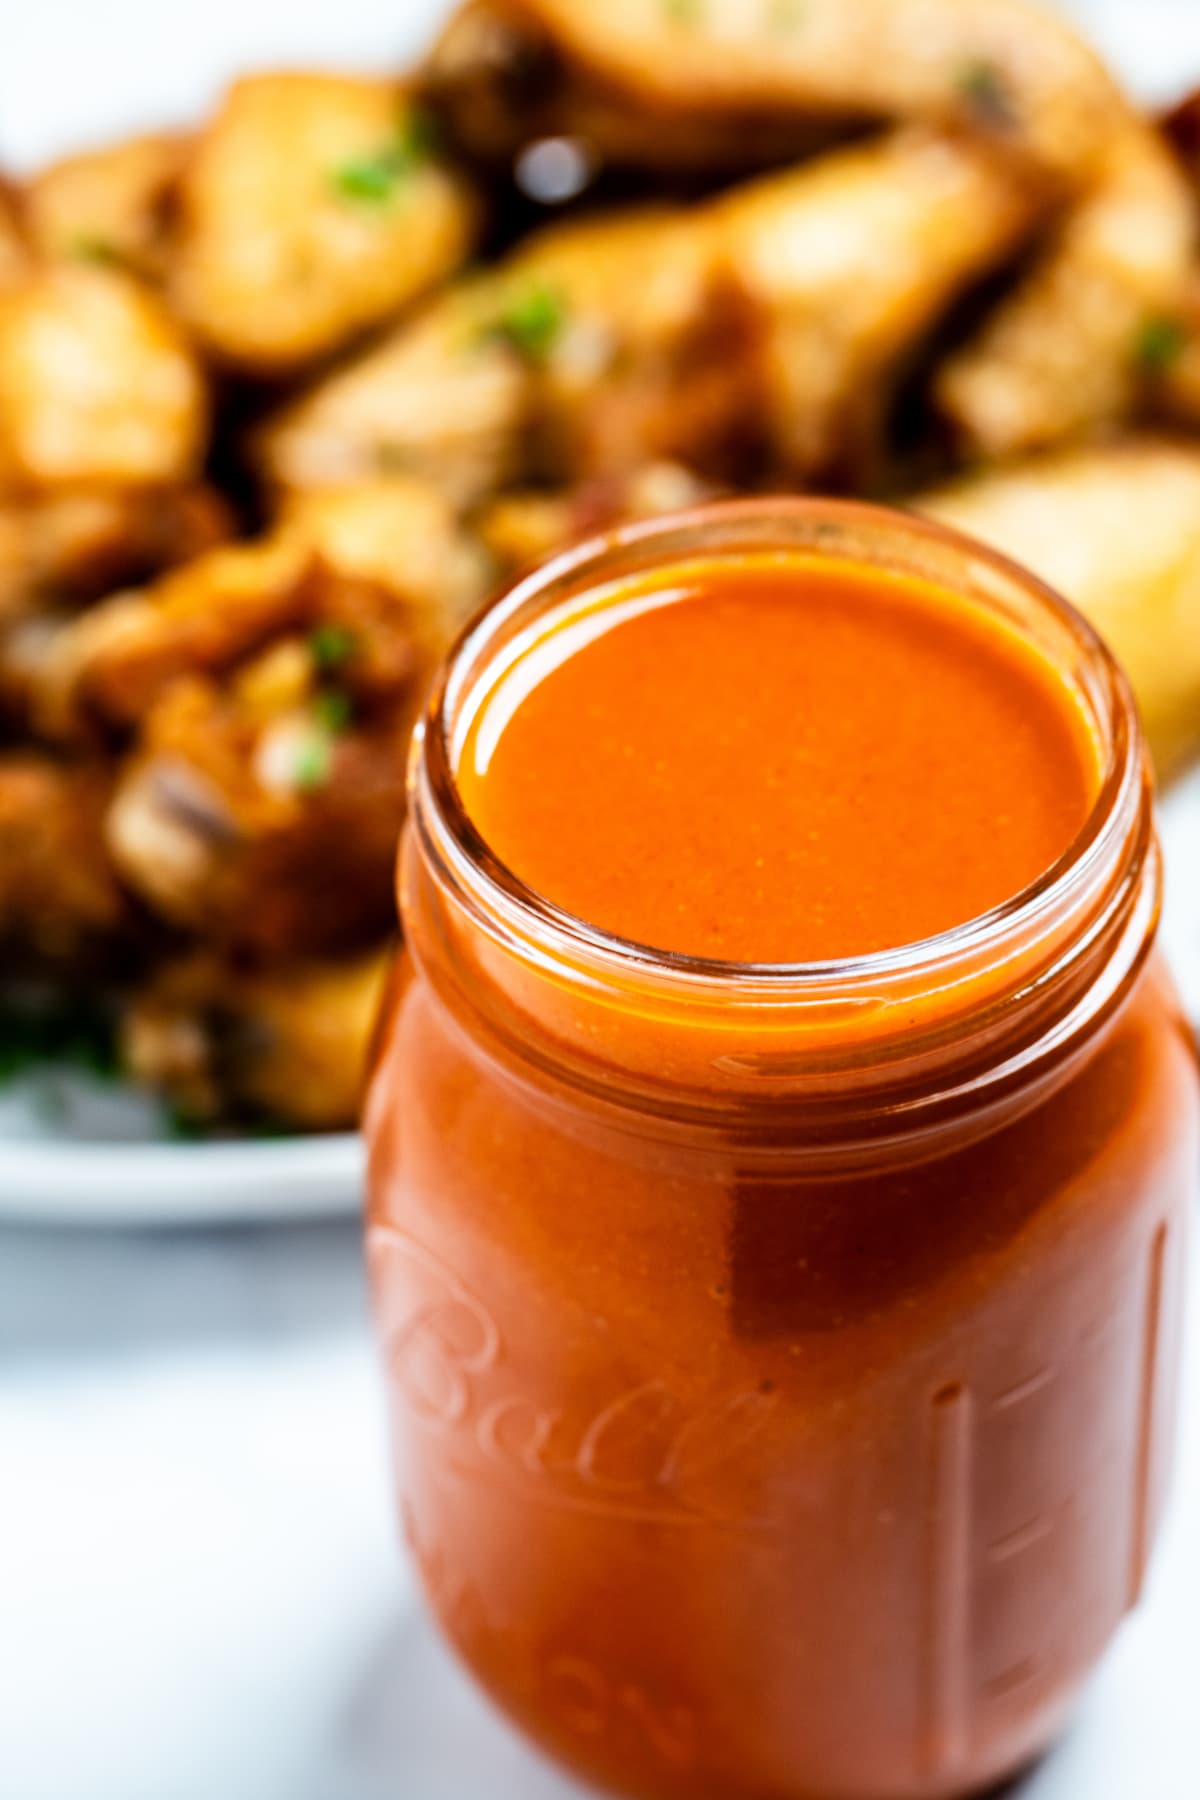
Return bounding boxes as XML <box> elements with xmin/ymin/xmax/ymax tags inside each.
<box><xmin>0</xmin><ymin>484</ymin><xmax>231</xmax><ymax>623</ymax></box>
<box><xmin>425</xmin><ymin>0</ymin><xmax>1120</xmax><ymax>188</ymax></box>
<box><xmin>171</xmin><ymin>73</ymin><xmax>477</xmax><ymax>375</ymax></box>
<box><xmin>25</xmin><ymin>134</ymin><xmax>187</xmax><ymax>279</ymax></box>
<box><xmin>86</xmin><ymin>481</ymin><xmax>489</xmax><ymax>961</ymax></box>
<box><xmin>0</xmin><ymin>755</ymin><xmax>132</xmax><ymax>972</ymax></box>
<box><xmin>916</xmin><ymin>438</ymin><xmax>1200</xmax><ymax>781</ymax></box>
<box><xmin>105</xmin><ymin>675</ymin><xmax>415</xmax><ymax>959</ymax></box>
<box><xmin>710</xmin><ymin>128</ymin><xmax>1039</xmax><ymax>480</ymax></box>
<box><xmin>45</xmin><ymin>477</ymin><xmax>488</xmax><ymax>735</ymax></box>
<box><xmin>0</xmin><ymin>181</ymin><xmax>30</xmax><ymax>290</ymax></box>
<box><xmin>475</xmin><ymin>461</ymin><xmax>717</xmax><ymax>574</ymax></box>
<box><xmin>936</xmin><ymin>121</ymin><xmax>1196</xmax><ymax>457</ymax></box>
<box><xmin>123</xmin><ymin>944</ymin><xmax>391</xmax><ymax>1128</ymax></box>
<box><xmin>256</xmin><ymin>207</ymin><xmax>707</xmax><ymax>503</ymax></box>
<box><xmin>261</xmin><ymin>129</ymin><xmax>1037</xmax><ymax>500</ymax></box>
<box><xmin>0</xmin><ymin>265</ymin><xmax>207</xmax><ymax>492</ymax></box>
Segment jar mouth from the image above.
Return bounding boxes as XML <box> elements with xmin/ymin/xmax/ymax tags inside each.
<box><xmin>417</xmin><ymin>495</ymin><xmax>1145</xmax><ymax>1002</ymax></box>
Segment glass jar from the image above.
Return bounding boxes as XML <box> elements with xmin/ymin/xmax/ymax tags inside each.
<box><xmin>365</xmin><ymin>500</ymin><xmax>1197</xmax><ymax>1800</ymax></box>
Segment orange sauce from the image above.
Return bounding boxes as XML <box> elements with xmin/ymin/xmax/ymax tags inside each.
<box><xmin>457</xmin><ymin>556</ymin><xmax>1099</xmax><ymax>963</ymax></box>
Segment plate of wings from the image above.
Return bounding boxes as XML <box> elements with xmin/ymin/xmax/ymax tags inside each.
<box><xmin>6</xmin><ymin>0</ymin><xmax>1200</xmax><ymax>1222</ymax></box>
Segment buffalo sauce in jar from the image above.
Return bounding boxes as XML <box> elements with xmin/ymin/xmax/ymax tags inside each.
<box><xmin>366</xmin><ymin>499</ymin><xmax>1197</xmax><ymax>1800</ymax></box>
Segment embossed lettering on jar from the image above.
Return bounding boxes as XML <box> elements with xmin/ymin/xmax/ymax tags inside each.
<box><xmin>366</xmin><ymin>500</ymin><xmax>1198</xmax><ymax>1800</ymax></box>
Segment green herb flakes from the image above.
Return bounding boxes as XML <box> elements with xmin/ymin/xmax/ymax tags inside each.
<box><xmin>489</xmin><ymin>283</ymin><xmax>567</xmax><ymax>365</ymax></box>
<box><xmin>309</xmin><ymin>623</ymin><xmax>355</xmax><ymax>671</ymax></box>
<box><xmin>957</xmin><ymin>60</ymin><xmax>1016</xmax><ymax>131</ymax></box>
<box><xmin>293</xmin><ymin>728</ymin><xmax>334</xmax><ymax>792</ymax></box>
<box><xmin>314</xmin><ymin>687</ymin><xmax>354</xmax><ymax>734</ymax></box>
<box><xmin>1135</xmin><ymin>315</ymin><xmax>1187</xmax><ymax>376</ymax></box>
<box><xmin>331</xmin><ymin>111</ymin><xmax>435</xmax><ymax>206</ymax></box>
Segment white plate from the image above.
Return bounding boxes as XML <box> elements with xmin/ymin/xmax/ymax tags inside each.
<box><xmin>1</xmin><ymin>0</ymin><xmax>1199</xmax><ymax>1226</ymax></box>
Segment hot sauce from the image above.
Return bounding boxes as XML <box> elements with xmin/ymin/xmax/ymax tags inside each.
<box><xmin>366</xmin><ymin>500</ymin><xmax>1197</xmax><ymax>1800</ymax></box>
<box><xmin>456</xmin><ymin>557</ymin><xmax>1098</xmax><ymax>962</ymax></box>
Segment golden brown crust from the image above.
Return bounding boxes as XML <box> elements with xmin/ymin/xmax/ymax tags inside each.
<box><xmin>25</xmin><ymin>133</ymin><xmax>188</xmax><ymax>280</ymax></box>
<box><xmin>0</xmin><ymin>754</ymin><xmax>132</xmax><ymax>971</ymax></box>
<box><xmin>171</xmin><ymin>73</ymin><xmax>477</xmax><ymax>374</ymax></box>
<box><xmin>122</xmin><ymin>944</ymin><xmax>391</xmax><ymax>1128</ymax></box>
<box><xmin>936</xmin><ymin>122</ymin><xmax>1196</xmax><ymax>456</ymax></box>
<box><xmin>916</xmin><ymin>437</ymin><xmax>1200</xmax><ymax>781</ymax></box>
<box><xmin>0</xmin><ymin>265</ymin><xmax>208</xmax><ymax>492</ymax></box>
<box><xmin>425</xmin><ymin>0</ymin><xmax>1122</xmax><ymax>187</ymax></box>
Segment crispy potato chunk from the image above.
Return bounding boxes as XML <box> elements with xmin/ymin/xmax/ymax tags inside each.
<box><xmin>0</xmin><ymin>265</ymin><xmax>207</xmax><ymax>492</ymax></box>
<box><xmin>105</xmin><ymin>675</ymin><xmax>413</xmax><ymax>958</ymax></box>
<box><xmin>262</xmin><ymin>129</ymin><xmax>1035</xmax><ymax>497</ymax></box>
<box><xmin>936</xmin><ymin>122</ymin><xmax>1195</xmax><ymax>456</ymax></box>
<box><xmin>123</xmin><ymin>944</ymin><xmax>391</xmax><ymax>1129</ymax></box>
<box><xmin>475</xmin><ymin>461</ymin><xmax>717</xmax><ymax>573</ymax></box>
<box><xmin>0</xmin><ymin>484</ymin><xmax>231</xmax><ymax>622</ymax></box>
<box><xmin>257</xmin><ymin>206</ymin><xmax>709</xmax><ymax>502</ymax></box>
<box><xmin>45</xmin><ymin>477</ymin><xmax>488</xmax><ymax>734</ymax></box>
<box><xmin>25</xmin><ymin>133</ymin><xmax>187</xmax><ymax>279</ymax></box>
<box><xmin>44</xmin><ymin>538</ymin><xmax>309</xmax><ymax>734</ymax></box>
<box><xmin>711</xmin><ymin>128</ymin><xmax>1037</xmax><ymax>478</ymax></box>
<box><xmin>0</xmin><ymin>182</ymin><xmax>30</xmax><ymax>289</ymax></box>
<box><xmin>0</xmin><ymin>755</ymin><xmax>131</xmax><ymax>971</ymax></box>
<box><xmin>171</xmin><ymin>74</ymin><xmax>476</xmax><ymax>375</ymax></box>
<box><xmin>425</xmin><ymin>0</ymin><xmax>1119</xmax><ymax>187</ymax></box>
<box><xmin>68</xmin><ymin>481</ymin><xmax>486</xmax><ymax>959</ymax></box>
<box><xmin>917</xmin><ymin>439</ymin><xmax>1200</xmax><ymax>780</ymax></box>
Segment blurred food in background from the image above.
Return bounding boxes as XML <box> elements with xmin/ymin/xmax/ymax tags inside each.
<box><xmin>3</xmin><ymin>0</ymin><xmax>1200</xmax><ymax>1133</ymax></box>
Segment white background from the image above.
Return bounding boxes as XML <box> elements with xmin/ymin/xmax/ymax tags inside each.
<box><xmin>4</xmin><ymin>4</ymin><xmax>1200</xmax><ymax>1798</ymax></box>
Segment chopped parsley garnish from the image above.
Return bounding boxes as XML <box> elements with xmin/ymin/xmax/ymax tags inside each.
<box><xmin>314</xmin><ymin>687</ymin><xmax>354</xmax><ymax>733</ymax></box>
<box><xmin>957</xmin><ymin>60</ymin><xmax>1016</xmax><ymax>131</ymax></box>
<box><xmin>488</xmin><ymin>283</ymin><xmax>567</xmax><ymax>365</ymax></box>
<box><xmin>310</xmin><ymin>623</ymin><xmax>355</xmax><ymax>671</ymax></box>
<box><xmin>767</xmin><ymin>0</ymin><xmax>804</xmax><ymax>29</ymax></box>
<box><xmin>663</xmin><ymin>0</ymin><xmax>704</xmax><ymax>21</ymax></box>
<box><xmin>69</xmin><ymin>233</ymin><xmax>125</xmax><ymax>269</ymax></box>
<box><xmin>293</xmin><ymin>728</ymin><xmax>334</xmax><ymax>792</ymax></box>
<box><xmin>1135</xmin><ymin>314</ymin><xmax>1187</xmax><ymax>376</ymax></box>
<box><xmin>332</xmin><ymin>109</ymin><xmax>436</xmax><ymax>205</ymax></box>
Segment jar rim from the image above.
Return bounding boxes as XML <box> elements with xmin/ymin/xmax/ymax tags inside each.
<box><xmin>416</xmin><ymin>494</ymin><xmax>1147</xmax><ymax>1003</ymax></box>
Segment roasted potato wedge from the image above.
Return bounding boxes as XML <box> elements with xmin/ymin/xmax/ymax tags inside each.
<box><xmin>25</xmin><ymin>133</ymin><xmax>187</xmax><ymax>279</ymax></box>
<box><xmin>0</xmin><ymin>265</ymin><xmax>207</xmax><ymax>492</ymax></box>
<box><xmin>475</xmin><ymin>461</ymin><xmax>716</xmax><ymax>573</ymax></box>
<box><xmin>0</xmin><ymin>182</ymin><xmax>30</xmax><ymax>289</ymax></box>
<box><xmin>171</xmin><ymin>74</ymin><xmax>477</xmax><ymax>375</ymax></box>
<box><xmin>917</xmin><ymin>438</ymin><xmax>1200</xmax><ymax>780</ymax></box>
<box><xmin>0</xmin><ymin>755</ymin><xmax>132</xmax><ymax>972</ymax></box>
<box><xmin>105</xmin><ymin>673</ymin><xmax>414</xmax><ymax>959</ymax></box>
<box><xmin>262</xmin><ymin>128</ymin><xmax>1036</xmax><ymax>498</ymax></box>
<box><xmin>257</xmin><ymin>204</ymin><xmax>715</xmax><ymax>501</ymax></box>
<box><xmin>0</xmin><ymin>484</ymin><xmax>231</xmax><ymax>622</ymax></box>
<box><xmin>936</xmin><ymin>122</ymin><xmax>1196</xmax><ymax>456</ymax></box>
<box><xmin>425</xmin><ymin>0</ymin><xmax>1119</xmax><ymax>188</ymax></box>
<box><xmin>44</xmin><ymin>477</ymin><xmax>487</xmax><ymax>734</ymax></box>
<box><xmin>122</xmin><ymin>944</ymin><xmax>390</xmax><ymax>1128</ymax></box>
<box><xmin>711</xmin><ymin>127</ymin><xmax>1038</xmax><ymax>479</ymax></box>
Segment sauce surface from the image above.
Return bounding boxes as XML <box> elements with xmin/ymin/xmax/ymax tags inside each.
<box><xmin>458</xmin><ymin>554</ymin><xmax>1100</xmax><ymax>963</ymax></box>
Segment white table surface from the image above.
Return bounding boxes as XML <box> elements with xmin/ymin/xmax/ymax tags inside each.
<box><xmin>4</xmin><ymin>3</ymin><xmax>1200</xmax><ymax>1797</ymax></box>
